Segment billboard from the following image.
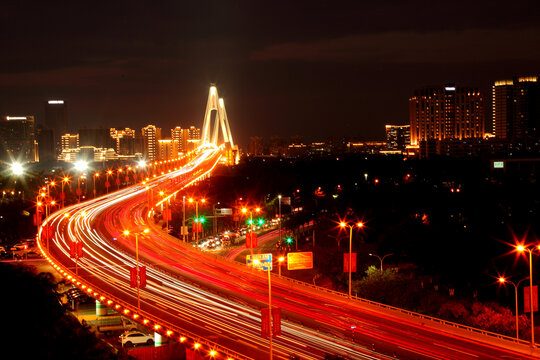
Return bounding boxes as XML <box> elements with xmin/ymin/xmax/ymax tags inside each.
<box><xmin>287</xmin><ymin>252</ymin><xmax>313</xmax><ymax>270</ymax></box>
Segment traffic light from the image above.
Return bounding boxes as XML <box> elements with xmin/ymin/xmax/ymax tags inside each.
<box><xmin>257</xmin><ymin>218</ymin><xmax>265</xmax><ymax>225</ymax></box>
<box><xmin>286</xmin><ymin>237</ymin><xmax>293</xmax><ymax>244</ymax></box>
<box><xmin>247</xmin><ymin>219</ymin><xmax>253</xmax><ymax>225</ymax></box>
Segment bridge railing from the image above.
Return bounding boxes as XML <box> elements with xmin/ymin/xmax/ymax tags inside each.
<box><xmin>37</xmin><ymin>234</ymin><xmax>253</xmax><ymax>360</ymax></box>
<box><xmin>157</xmin><ymin>228</ymin><xmax>535</xmax><ymax>353</ymax></box>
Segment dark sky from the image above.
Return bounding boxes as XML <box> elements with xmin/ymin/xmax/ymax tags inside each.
<box><xmin>1</xmin><ymin>1</ymin><xmax>539</xmax><ymax>146</ymax></box>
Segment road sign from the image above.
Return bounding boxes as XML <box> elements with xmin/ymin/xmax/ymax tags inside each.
<box><xmin>287</xmin><ymin>252</ymin><xmax>313</xmax><ymax>270</ymax></box>
<box><xmin>247</xmin><ymin>253</ymin><xmax>272</xmax><ymax>271</ymax></box>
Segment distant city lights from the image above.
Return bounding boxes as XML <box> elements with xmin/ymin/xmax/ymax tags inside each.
<box><xmin>10</xmin><ymin>162</ymin><xmax>24</xmax><ymax>175</ymax></box>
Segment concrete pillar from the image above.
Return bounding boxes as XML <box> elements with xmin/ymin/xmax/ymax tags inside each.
<box><xmin>96</xmin><ymin>300</ymin><xmax>107</xmax><ymax>316</ymax></box>
<box><xmin>154</xmin><ymin>332</ymin><xmax>162</xmax><ymax>347</ymax></box>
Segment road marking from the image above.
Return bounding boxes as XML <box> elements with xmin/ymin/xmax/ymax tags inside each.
<box><xmin>236</xmin><ymin>339</ymin><xmax>260</xmax><ymax>349</ymax></box>
<box><xmin>433</xmin><ymin>343</ymin><xmax>479</xmax><ymax>358</ymax></box>
<box><xmin>176</xmin><ymin>312</ymin><xmax>193</xmax><ymax>321</ymax></box>
<box><xmin>204</xmin><ymin>325</ymin><xmax>222</xmax><ymax>333</ymax></box>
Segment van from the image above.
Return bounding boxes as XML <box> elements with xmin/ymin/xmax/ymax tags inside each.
<box><xmin>96</xmin><ymin>316</ymin><xmax>138</xmax><ymax>336</ymax></box>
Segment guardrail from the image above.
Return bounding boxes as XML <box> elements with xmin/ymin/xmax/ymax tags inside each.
<box><xmin>37</xmin><ymin>214</ymin><xmax>253</xmax><ymax>360</ymax></box>
<box><xmin>152</xmin><ymin>223</ymin><xmax>539</xmax><ymax>356</ymax></box>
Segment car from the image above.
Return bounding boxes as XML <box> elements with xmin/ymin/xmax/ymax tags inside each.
<box><xmin>119</xmin><ymin>331</ymin><xmax>154</xmax><ymax>348</ymax></box>
<box><xmin>9</xmin><ymin>244</ymin><xmax>28</xmax><ymax>259</ymax></box>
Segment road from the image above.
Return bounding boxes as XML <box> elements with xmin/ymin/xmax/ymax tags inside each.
<box><xmin>38</xmin><ymin>147</ymin><xmax>540</xmax><ymax>360</ymax></box>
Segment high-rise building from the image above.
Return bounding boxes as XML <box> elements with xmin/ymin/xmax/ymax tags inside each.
<box><xmin>157</xmin><ymin>139</ymin><xmax>179</xmax><ymax>161</ymax></box>
<box><xmin>0</xmin><ymin>116</ymin><xmax>37</xmax><ymax>163</ymax></box>
<box><xmin>45</xmin><ymin>100</ymin><xmax>67</xmax><ymax>155</ymax></box>
<box><xmin>409</xmin><ymin>84</ymin><xmax>484</xmax><ymax>145</ymax></box>
<box><xmin>110</xmin><ymin>128</ymin><xmax>136</xmax><ymax>155</ymax></box>
<box><xmin>385</xmin><ymin>125</ymin><xmax>410</xmax><ymax>150</ymax></box>
<box><xmin>36</xmin><ymin>125</ymin><xmax>55</xmax><ymax>162</ymax></box>
<box><xmin>492</xmin><ymin>76</ymin><xmax>540</xmax><ymax>138</ymax></box>
<box><xmin>61</xmin><ymin>133</ymin><xmax>79</xmax><ymax>150</ymax></box>
<box><xmin>248</xmin><ymin>136</ymin><xmax>264</xmax><ymax>155</ymax></box>
<box><xmin>78</xmin><ymin>128</ymin><xmax>114</xmax><ymax>149</ymax></box>
<box><xmin>142</xmin><ymin>125</ymin><xmax>161</xmax><ymax>161</ymax></box>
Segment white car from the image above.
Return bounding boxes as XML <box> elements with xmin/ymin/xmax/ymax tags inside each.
<box><xmin>119</xmin><ymin>331</ymin><xmax>154</xmax><ymax>347</ymax></box>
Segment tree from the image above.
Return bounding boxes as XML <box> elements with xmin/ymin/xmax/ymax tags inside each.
<box><xmin>0</xmin><ymin>263</ymin><xmax>116</xmax><ymax>360</ymax></box>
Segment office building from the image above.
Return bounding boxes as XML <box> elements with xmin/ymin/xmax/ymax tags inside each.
<box><xmin>45</xmin><ymin>100</ymin><xmax>67</xmax><ymax>155</ymax></box>
<box><xmin>0</xmin><ymin>116</ymin><xmax>37</xmax><ymax>163</ymax></box>
<box><xmin>409</xmin><ymin>84</ymin><xmax>484</xmax><ymax>145</ymax></box>
<box><xmin>36</xmin><ymin>125</ymin><xmax>55</xmax><ymax>162</ymax></box>
<box><xmin>61</xmin><ymin>133</ymin><xmax>79</xmax><ymax>151</ymax></box>
<box><xmin>385</xmin><ymin>125</ymin><xmax>411</xmax><ymax>150</ymax></box>
<box><xmin>492</xmin><ymin>76</ymin><xmax>540</xmax><ymax>138</ymax></box>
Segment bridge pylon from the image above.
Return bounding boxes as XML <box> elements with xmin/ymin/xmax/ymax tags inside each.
<box><xmin>200</xmin><ymin>85</ymin><xmax>238</xmax><ymax>164</ymax></box>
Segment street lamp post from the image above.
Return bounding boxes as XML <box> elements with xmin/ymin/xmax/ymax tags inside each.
<box><xmin>499</xmin><ymin>276</ymin><xmax>529</xmax><ymax>339</ymax></box>
<box><xmin>182</xmin><ymin>196</ymin><xmax>186</xmax><ymax>242</ymax></box>
<box><xmin>253</xmin><ymin>259</ymin><xmax>273</xmax><ymax>360</ymax></box>
<box><xmin>123</xmin><ymin>228</ymin><xmax>150</xmax><ymax>313</ymax></box>
<box><xmin>61</xmin><ymin>177</ymin><xmax>69</xmax><ymax>208</ymax></box>
<box><xmin>278</xmin><ymin>256</ymin><xmax>285</xmax><ymax>276</ymax></box>
<box><xmin>516</xmin><ymin>244</ymin><xmax>540</xmax><ymax>347</ymax></box>
<box><xmin>340</xmin><ymin>221</ymin><xmax>364</xmax><ymax>298</ymax></box>
<box><xmin>278</xmin><ymin>195</ymin><xmax>282</xmax><ymax>247</ymax></box>
<box><xmin>369</xmin><ymin>252</ymin><xmax>394</xmax><ymax>272</ymax></box>
<box><xmin>93</xmin><ymin>172</ymin><xmax>99</xmax><ymax>198</ymax></box>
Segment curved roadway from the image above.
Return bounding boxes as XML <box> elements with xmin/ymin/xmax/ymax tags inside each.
<box><xmin>38</xmin><ymin>147</ymin><xmax>540</xmax><ymax>360</ymax></box>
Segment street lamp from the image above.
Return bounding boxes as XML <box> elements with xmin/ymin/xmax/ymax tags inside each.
<box><xmin>340</xmin><ymin>221</ymin><xmax>364</xmax><ymax>298</ymax></box>
<box><xmin>253</xmin><ymin>258</ymin><xmax>273</xmax><ymax>360</ymax></box>
<box><xmin>10</xmin><ymin>162</ymin><xmax>24</xmax><ymax>176</ymax></box>
<box><xmin>123</xmin><ymin>228</ymin><xmax>150</xmax><ymax>313</ymax></box>
<box><xmin>369</xmin><ymin>252</ymin><xmax>394</xmax><ymax>272</ymax></box>
<box><xmin>61</xmin><ymin>177</ymin><xmax>69</xmax><ymax>208</ymax></box>
<box><xmin>278</xmin><ymin>256</ymin><xmax>285</xmax><ymax>276</ymax></box>
<box><xmin>498</xmin><ymin>276</ymin><xmax>529</xmax><ymax>339</ymax></box>
<box><xmin>516</xmin><ymin>243</ymin><xmax>540</xmax><ymax>347</ymax></box>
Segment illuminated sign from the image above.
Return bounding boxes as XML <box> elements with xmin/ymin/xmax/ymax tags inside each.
<box><xmin>247</xmin><ymin>253</ymin><xmax>272</xmax><ymax>271</ymax></box>
<box><xmin>6</xmin><ymin>116</ymin><xmax>28</xmax><ymax>120</ymax></box>
<box><xmin>445</xmin><ymin>86</ymin><xmax>456</xmax><ymax>91</ymax></box>
<box><xmin>493</xmin><ymin>161</ymin><xmax>505</xmax><ymax>169</ymax></box>
<box><xmin>48</xmin><ymin>100</ymin><xmax>64</xmax><ymax>104</ymax></box>
<box><xmin>287</xmin><ymin>252</ymin><xmax>313</xmax><ymax>270</ymax></box>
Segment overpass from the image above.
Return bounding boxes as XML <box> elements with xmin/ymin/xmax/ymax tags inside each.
<box><xmin>37</xmin><ymin>86</ymin><xmax>540</xmax><ymax>359</ymax></box>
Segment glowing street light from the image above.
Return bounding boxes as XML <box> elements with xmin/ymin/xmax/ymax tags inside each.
<box><xmin>340</xmin><ymin>221</ymin><xmax>364</xmax><ymax>298</ymax></box>
<box><xmin>369</xmin><ymin>252</ymin><xmax>394</xmax><ymax>272</ymax></box>
<box><xmin>74</xmin><ymin>160</ymin><xmax>88</xmax><ymax>172</ymax></box>
<box><xmin>10</xmin><ymin>162</ymin><xmax>24</xmax><ymax>176</ymax></box>
<box><xmin>515</xmin><ymin>243</ymin><xmax>540</xmax><ymax>347</ymax></box>
<box><xmin>498</xmin><ymin>276</ymin><xmax>529</xmax><ymax>339</ymax></box>
<box><xmin>278</xmin><ymin>256</ymin><xmax>285</xmax><ymax>276</ymax></box>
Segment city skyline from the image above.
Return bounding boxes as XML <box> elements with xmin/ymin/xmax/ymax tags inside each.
<box><xmin>1</xmin><ymin>1</ymin><xmax>539</xmax><ymax>146</ymax></box>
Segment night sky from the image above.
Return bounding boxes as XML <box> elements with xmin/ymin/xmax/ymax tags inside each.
<box><xmin>1</xmin><ymin>1</ymin><xmax>539</xmax><ymax>146</ymax></box>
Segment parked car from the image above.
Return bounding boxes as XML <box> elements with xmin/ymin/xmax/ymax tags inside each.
<box><xmin>119</xmin><ymin>331</ymin><xmax>154</xmax><ymax>347</ymax></box>
<box><xmin>97</xmin><ymin>316</ymin><xmax>138</xmax><ymax>335</ymax></box>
